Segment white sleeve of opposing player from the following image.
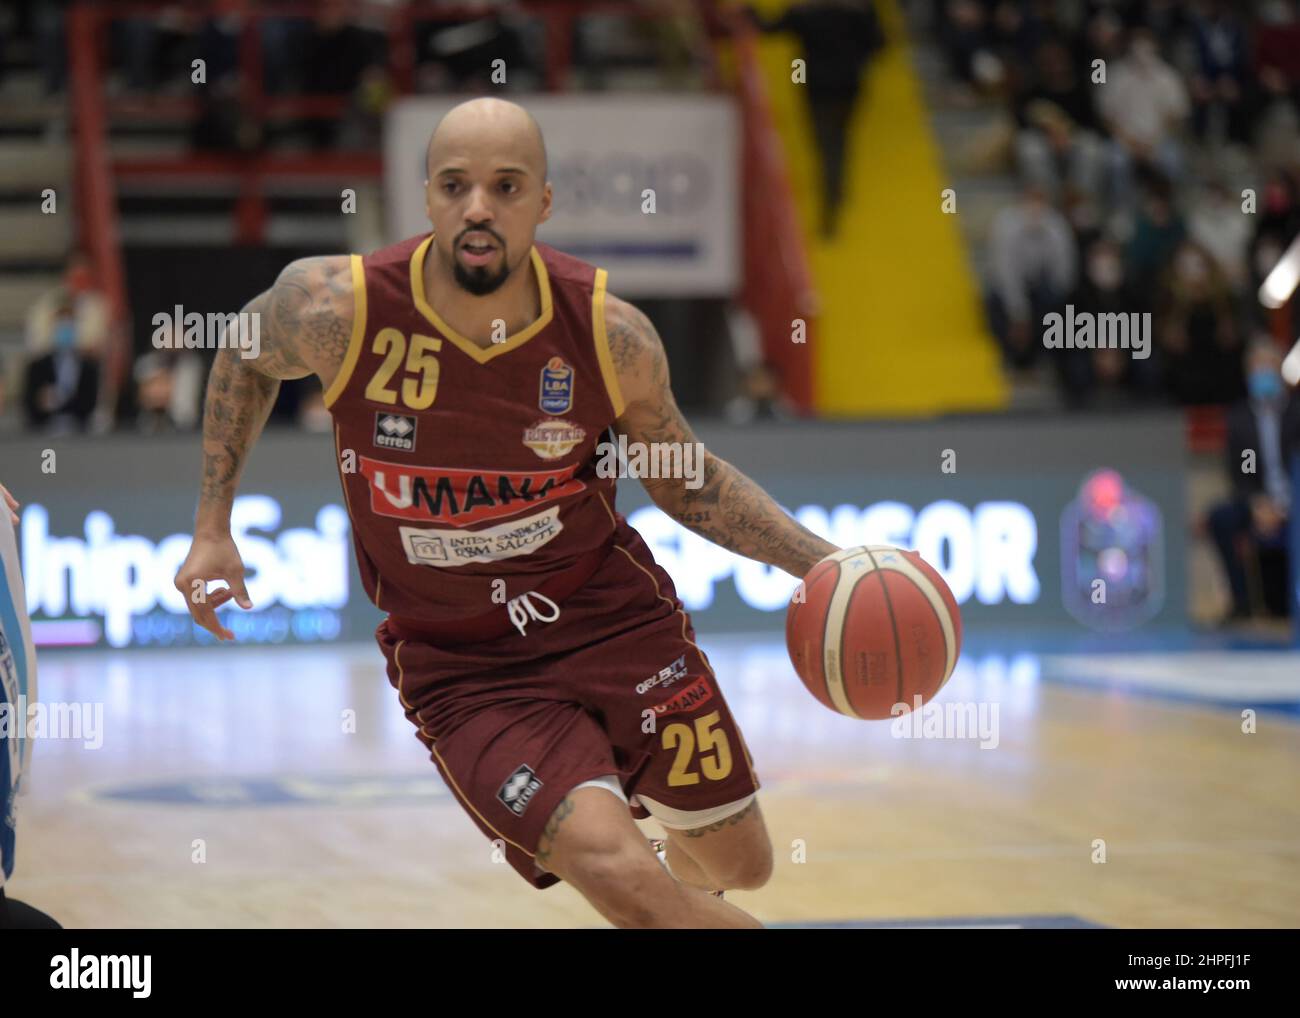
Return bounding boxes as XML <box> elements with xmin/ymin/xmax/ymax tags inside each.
<box><xmin>1</xmin><ymin>505</ymin><xmax>38</xmax><ymax>887</ymax></box>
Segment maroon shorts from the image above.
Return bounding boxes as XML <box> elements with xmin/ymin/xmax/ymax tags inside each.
<box><xmin>375</xmin><ymin>520</ymin><xmax>761</xmax><ymax>889</ymax></box>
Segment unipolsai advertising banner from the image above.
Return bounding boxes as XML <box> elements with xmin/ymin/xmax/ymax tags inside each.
<box><xmin>0</xmin><ymin>414</ymin><xmax>1187</xmax><ymax>650</ymax></box>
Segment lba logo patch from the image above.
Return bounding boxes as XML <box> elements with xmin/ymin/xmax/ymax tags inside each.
<box><xmin>497</xmin><ymin>764</ymin><xmax>543</xmax><ymax>816</ymax></box>
<box><xmin>374</xmin><ymin>413</ymin><xmax>416</xmax><ymax>452</ymax></box>
<box><xmin>539</xmin><ymin>356</ymin><xmax>574</xmax><ymax>415</ymax></box>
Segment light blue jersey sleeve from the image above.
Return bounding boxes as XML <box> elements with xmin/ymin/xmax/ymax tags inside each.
<box><xmin>1</xmin><ymin>507</ymin><xmax>37</xmax><ymax>886</ymax></box>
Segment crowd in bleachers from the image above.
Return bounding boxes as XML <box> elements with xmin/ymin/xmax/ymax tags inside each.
<box><xmin>929</xmin><ymin>0</ymin><xmax>1300</xmax><ymax>622</ymax></box>
<box><xmin>0</xmin><ymin>0</ymin><xmax>715</xmax><ymax>435</ymax></box>
<box><xmin>931</xmin><ymin>0</ymin><xmax>1300</xmax><ymax>410</ymax></box>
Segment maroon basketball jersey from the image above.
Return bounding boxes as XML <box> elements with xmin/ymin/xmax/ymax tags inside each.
<box><xmin>324</xmin><ymin>232</ymin><xmax>628</xmax><ymax>622</ymax></box>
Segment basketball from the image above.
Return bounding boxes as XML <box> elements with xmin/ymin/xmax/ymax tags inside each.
<box><xmin>786</xmin><ymin>546</ymin><xmax>963</xmax><ymax>720</ymax></box>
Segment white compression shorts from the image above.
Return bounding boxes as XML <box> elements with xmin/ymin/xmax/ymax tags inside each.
<box><xmin>569</xmin><ymin>773</ymin><xmax>756</xmax><ymax>830</ymax></box>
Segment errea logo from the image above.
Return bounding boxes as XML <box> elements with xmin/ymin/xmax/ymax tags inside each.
<box><xmin>497</xmin><ymin>764</ymin><xmax>543</xmax><ymax>816</ymax></box>
<box><xmin>374</xmin><ymin>412</ymin><xmax>417</xmax><ymax>452</ymax></box>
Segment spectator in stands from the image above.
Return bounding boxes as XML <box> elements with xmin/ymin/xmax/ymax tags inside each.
<box><xmin>32</xmin><ymin>0</ymin><xmax>71</xmax><ymax>96</ymax></box>
<box><xmin>1188</xmin><ymin>0</ymin><xmax>1251</xmax><ymax>146</ymax></box>
<box><xmin>1247</xmin><ymin>170</ymin><xmax>1300</xmax><ymax>313</ymax></box>
<box><xmin>191</xmin><ymin>76</ymin><xmax>264</xmax><ymax>153</ymax></box>
<box><xmin>1125</xmin><ymin>174</ymin><xmax>1185</xmax><ymax>307</ymax></box>
<box><xmin>415</xmin><ymin>3</ymin><xmax>532</xmax><ymax>94</ymax></box>
<box><xmin>303</xmin><ymin>0</ymin><xmax>380</xmax><ymax>148</ymax></box>
<box><xmin>985</xmin><ymin>182</ymin><xmax>1077</xmax><ymax>370</ymax></box>
<box><xmin>1187</xmin><ymin>179</ymin><xmax>1252</xmax><ymax>294</ymax></box>
<box><xmin>725</xmin><ymin>362</ymin><xmax>797</xmax><ymax>424</ymax></box>
<box><xmin>196</xmin><ymin>0</ymin><xmax>241</xmax><ymax>89</ymax></box>
<box><xmin>1014</xmin><ymin>36</ymin><xmax>1105</xmax><ymax>212</ymax></box>
<box><xmin>934</xmin><ymin>0</ymin><xmax>989</xmax><ymax>100</ymax></box>
<box><xmin>1055</xmin><ymin>236</ymin><xmax>1159</xmax><ymax>407</ymax></box>
<box><xmin>1095</xmin><ymin>27</ymin><xmax>1190</xmax><ymax>207</ymax></box>
<box><xmin>1206</xmin><ymin>337</ymin><xmax>1300</xmax><ymax>621</ymax></box>
<box><xmin>1020</xmin><ymin>36</ymin><xmax>1100</xmax><ymax>134</ymax></box>
<box><xmin>746</xmin><ymin>0</ymin><xmax>886</xmax><ymax>239</ymax></box>
<box><xmin>110</xmin><ymin>5</ymin><xmax>193</xmax><ymax>93</ymax></box>
<box><xmin>1074</xmin><ymin>7</ymin><xmax>1125</xmax><ymax>89</ymax></box>
<box><xmin>1016</xmin><ymin>97</ymin><xmax>1106</xmax><ymax>212</ymax></box>
<box><xmin>133</xmin><ymin>354</ymin><xmax>180</xmax><ymax>435</ymax></box>
<box><xmin>1157</xmin><ymin>240</ymin><xmax>1244</xmax><ymax>405</ymax></box>
<box><xmin>131</xmin><ymin>346</ymin><xmax>204</xmax><ymax>434</ymax></box>
<box><xmin>22</xmin><ymin>298</ymin><xmax>100</xmax><ymax>434</ymax></box>
<box><xmin>1251</xmin><ymin>6</ymin><xmax>1300</xmax><ymax>161</ymax></box>
<box><xmin>985</xmin><ymin>0</ymin><xmax>1045</xmax><ymax>105</ymax></box>
<box><xmin>261</xmin><ymin>14</ymin><xmax>312</xmax><ymax>96</ymax></box>
<box><xmin>25</xmin><ymin>254</ymin><xmax>109</xmax><ymax>363</ymax></box>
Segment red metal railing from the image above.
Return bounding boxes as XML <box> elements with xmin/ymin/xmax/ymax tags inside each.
<box><xmin>68</xmin><ymin>4</ymin><xmax>131</xmax><ymax>413</ymax></box>
<box><xmin>718</xmin><ymin>9</ymin><xmax>817</xmax><ymax>414</ymax></box>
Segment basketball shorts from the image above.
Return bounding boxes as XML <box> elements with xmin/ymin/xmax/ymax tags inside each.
<box><xmin>375</xmin><ymin>521</ymin><xmax>761</xmax><ymax>889</ymax></box>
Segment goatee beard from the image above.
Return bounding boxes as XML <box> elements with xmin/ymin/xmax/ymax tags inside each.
<box><xmin>453</xmin><ymin>249</ymin><xmax>510</xmax><ymax>296</ymax></box>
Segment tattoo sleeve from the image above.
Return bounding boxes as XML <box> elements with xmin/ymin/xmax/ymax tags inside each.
<box><xmin>606</xmin><ymin>297</ymin><xmax>838</xmax><ymax>580</ymax></box>
<box><xmin>195</xmin><ymin>256</ymin><xmax>351</xmax><ymax>532</ymax></box>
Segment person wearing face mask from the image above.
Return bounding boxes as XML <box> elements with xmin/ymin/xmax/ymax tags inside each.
<box><xmin>21</xmin><ymin>302</ymin><xmax>100</xmax><ymax>434</ymax></box>
<box><xmin>1205</xmin><ymin>338</ymin><xmax>1300</xmax><ymax>622</ymax></box>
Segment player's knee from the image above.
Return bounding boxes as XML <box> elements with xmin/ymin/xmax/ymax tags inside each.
<box><xmin>572</xmin><ymin>844</ymin><xmax>678</xmax><ymax>928</ymax></box>
<box><xmin>708</xmin><ymin>844</ymin><xmax>773</xmax><ymax>891</ymax></box>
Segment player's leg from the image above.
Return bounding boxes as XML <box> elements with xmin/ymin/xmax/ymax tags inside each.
<box><xmin>659</xmin><ymin>836</ymin><xmax>713</xmax><ymax>890</ymax></box>
<box><xmin>536</xmin><ymin>785</ymin><xmax>762</xmax><ymax>929</ymax></box>
<box><xmin>378</xmin><ymin>623</ymin><xmax>762</xmax><ymax>925</ymax></box>
<box><xmin>650</xmin><ymin>796</ymin><xmax>774</xmax><ymax>892</ymax></box>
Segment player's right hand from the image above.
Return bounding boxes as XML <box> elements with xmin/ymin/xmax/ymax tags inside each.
<box><xmin>174</xmin><ymin>533</ymin><xmax>254</xmax><ymax>642</ymax></box>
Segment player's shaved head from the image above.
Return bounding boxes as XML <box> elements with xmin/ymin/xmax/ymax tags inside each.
<box><xmin>425</xmin><ymin>97</ymin><xmax>548</xmax><ymax>182</ymax></box>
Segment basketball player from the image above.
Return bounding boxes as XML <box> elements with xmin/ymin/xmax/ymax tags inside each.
<box><xmin>174</xmin><ymin>98</ymin><xmax>838</xmax><ymax>929</ymax></box>
<box><xmin>0</xmin><ymin>481</ymin><xmax>60</xmax><ymax>929</ymax></box>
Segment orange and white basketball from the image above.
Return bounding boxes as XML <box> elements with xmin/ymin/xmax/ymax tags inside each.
<box><xmin>785</xmin><ymin>546</ymin><xmax>963</xmax><ymax>720</ymax></box>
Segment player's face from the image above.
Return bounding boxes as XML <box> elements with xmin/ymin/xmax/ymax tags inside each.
<box><xmin>425</xmin><ymin>145</ymin><xmax>551</xmax><ymax>297</ymax></box>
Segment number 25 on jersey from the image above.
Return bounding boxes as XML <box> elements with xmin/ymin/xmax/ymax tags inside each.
<box><xmin>364</xmin><ymin>328</ymin><xmax>441</xmax><ymax>410</ymax></box>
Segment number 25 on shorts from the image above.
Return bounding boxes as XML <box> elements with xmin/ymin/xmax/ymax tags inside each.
<box><xmin>662</xmin><ymin>710</ymin><xmax>733</xmax><ymax>787</ymax></box>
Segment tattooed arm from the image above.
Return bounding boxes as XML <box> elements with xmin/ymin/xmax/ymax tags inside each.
<box><xmin>604</xmin><ymin>294</ymin><xmax>836</xmax><ymax>579</ymax></box>
<box><xmin>177</xmin><ymin>255</ymin><xmax>354</xmax><ymax>639</ymax></box>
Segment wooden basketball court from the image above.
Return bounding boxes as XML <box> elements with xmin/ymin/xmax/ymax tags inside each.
<box><xmin>10</xmin><ymin>637</ymin><xmax>1300</xmax><ymax>928</ymax></box>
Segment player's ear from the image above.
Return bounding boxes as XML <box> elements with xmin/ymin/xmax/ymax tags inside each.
<box><xmin>538</xmin><ymin>181</ymin><xmax>553</xmax><ymax>225</ymax></box>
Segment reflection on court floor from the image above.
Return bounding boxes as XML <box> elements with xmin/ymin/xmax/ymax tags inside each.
<box><xmin>11</xmin><ymin>635</ymin><xmax>1300</xmax><ymax>928</ymax></box>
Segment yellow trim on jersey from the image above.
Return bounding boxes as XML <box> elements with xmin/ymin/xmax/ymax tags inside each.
<box><xmin>322</xmin><ymin>254</ymin><xmax>368</xmax><ymax>409</ymax></box>
<box><xmin>591</xmin><ymin>267</ymin><xmax>626</xmax><ymax>419</ymax></box>
<box><xmin>409</xmin><ymin>233</ymin><xmax>553</xmax><ymax>363</ymax></box>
